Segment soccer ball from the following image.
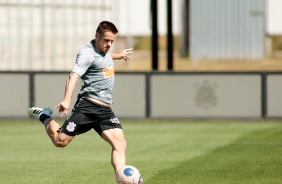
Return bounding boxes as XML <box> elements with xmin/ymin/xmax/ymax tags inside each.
<box><xmin>116</xmin><ymin>165</ymin><xmax>143</xmax><ymax>184</ymax></box>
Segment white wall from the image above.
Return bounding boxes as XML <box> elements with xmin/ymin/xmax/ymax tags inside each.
<box><xmin>266</xmin><ymin>0</ymin><xmax>282</xmax><ymax>35</ymax></box>
<box><xmin>111</xmin><ymin>0</ymin><xmax>282</xmax><ymax>37</ymax></box>
<box><xmin>111</xmin><ymin>0</ymin><xmax>182</xmax><ymax>36</ymax></box>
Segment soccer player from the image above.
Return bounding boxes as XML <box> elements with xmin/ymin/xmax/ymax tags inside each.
<box><xmin>28</xmin><ymin>21</ymin><xmax>137</xmax><ymax>182</ymax></box>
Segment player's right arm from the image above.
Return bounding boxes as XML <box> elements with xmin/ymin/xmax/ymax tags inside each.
<box><xmin>55</xmin><ymin>47</ymin><xmax>92</xmax><ymax>117</ymax></box>
<box><xmin>55</xmin><ymin>72</ymin><xmax>80</xmax><ymax>117</ymax></box>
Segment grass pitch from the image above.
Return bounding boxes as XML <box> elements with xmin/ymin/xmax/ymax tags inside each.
<box><xmin>0</xmin><ymin>119</ymin><xmax>281</xmax><ymax>184</ymax></box>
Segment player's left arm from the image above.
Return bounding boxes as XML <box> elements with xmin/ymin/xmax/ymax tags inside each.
<box><xmin>111</xmin><ymin>48</ymin><xmax>133</xmax><ymax>61</ymax></box>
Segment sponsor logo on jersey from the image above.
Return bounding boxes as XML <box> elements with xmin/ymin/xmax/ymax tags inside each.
<box><xmin>103</xmin><ymin>66</ymin><xmax>115</xmax><ymax>78</ymax></box>
<box><xmin>100</xmin><ymin>91</ymin><xmax>112</xmax><ymax>99</ymax></box>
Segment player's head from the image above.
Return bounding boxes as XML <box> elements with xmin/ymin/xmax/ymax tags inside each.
<box><xmin>95</xmin><ymin>21</ymin><xmax>119</xmax><ymax>53</ymax></box>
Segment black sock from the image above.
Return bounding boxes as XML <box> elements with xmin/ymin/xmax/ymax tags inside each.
<box><xmin>39</xmin><ymin>114</ymin><xmax>52</xmax><ymax>124</ymax></box>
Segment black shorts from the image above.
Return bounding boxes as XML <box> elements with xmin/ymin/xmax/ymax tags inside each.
<box><xmin>61</xmin><ymin>97</ymin><xmax>122</xmax><ymax>136</ymax></box>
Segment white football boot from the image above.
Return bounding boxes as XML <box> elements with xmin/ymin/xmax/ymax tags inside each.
<box><xmin>28</xmin><ymin>107</ymin><xmax>53</xmax><ymax>119</ymax></box>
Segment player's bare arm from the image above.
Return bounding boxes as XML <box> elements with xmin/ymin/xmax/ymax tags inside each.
<box><xmin>55</xmin><ymin>72</ymin><xmax>80</xmax><ymax>117</ymax></box>
<box><xmin>111</xmin><ymin>48</ymin><xmax>133</xmax><ymax>61</ymax></box>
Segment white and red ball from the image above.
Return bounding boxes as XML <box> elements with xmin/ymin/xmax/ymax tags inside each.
<box><xmin>116</xmin><ymin>165</ymin><xmax>142</xmax><ymax>184</ymax></box>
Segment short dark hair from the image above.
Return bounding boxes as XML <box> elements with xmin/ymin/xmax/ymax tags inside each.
<box><xmin>96</xmin><ymin>21</ymin><xmax>118</xmax><ymax>36</ymax></box>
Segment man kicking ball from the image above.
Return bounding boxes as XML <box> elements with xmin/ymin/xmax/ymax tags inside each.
<box><xmin>28</xmin><ymin>21</ymin><xmax>141</xmax><ymax>183</ymax></box>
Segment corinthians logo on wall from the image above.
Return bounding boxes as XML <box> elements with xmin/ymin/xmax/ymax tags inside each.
<box><xmin>194</xmin><ymin>80</ymin><xmax>218</xmax><ymax>110</ymax></box>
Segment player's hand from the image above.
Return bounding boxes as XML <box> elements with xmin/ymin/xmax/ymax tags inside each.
<box><xmin>55</xmin><ymin>100</ymin><xmax>70</xmax><ymax>117</ymax></box>
<box><xmin>120</xmin><ymin>48</ymin><xmax>133</xmax><ymax>61</ymax></box>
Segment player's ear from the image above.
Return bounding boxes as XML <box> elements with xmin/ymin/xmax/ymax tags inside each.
<box><xmin>95</xmin><ymin>32</ymin><xmax>99</xmax><ymax>39</ymax></box>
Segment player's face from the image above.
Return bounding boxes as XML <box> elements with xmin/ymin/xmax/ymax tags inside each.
<box><xmin>95</xmin><ymin>31</ymin><xmax>116</xmax><ymax>53</ymax></box>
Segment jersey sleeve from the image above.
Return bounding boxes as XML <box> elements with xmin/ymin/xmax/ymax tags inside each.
<box><xmin>72</xmin><ymin>49</ymin><xmax>93</xmax><ymax>76</ymax></box>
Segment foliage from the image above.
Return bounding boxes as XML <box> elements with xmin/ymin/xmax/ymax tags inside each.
<box><xmin>272</xmin><ymin>36</ymin><xmax>282</xmax><ymax>51</ymax></box>
<box><xmin>133</xmin><ymin>36</ymin><xmax>180</xmax><ymax>51</ymax></box>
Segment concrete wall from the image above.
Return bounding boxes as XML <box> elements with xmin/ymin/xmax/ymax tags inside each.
<box><xmin>150</xmin><ymin>74</ymin><xmax>261</xmax><ymax>118</ymax></box>
<box><xmin>0</xmin><ymin>73</ymin><xmax>29</xmax><ymax>117</ymax></box>
<box><xmin>267</xmin><ymin>74</ymin><xmax>282</xmax><ymax>117</ymax></box>
<box><xmin>1</xmin><ymin>71</ymin><xmax>282</xmax><ymax>119</ymax></box>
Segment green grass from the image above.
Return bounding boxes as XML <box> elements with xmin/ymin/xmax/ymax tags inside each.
<box><xmin>0</xmin><ymin>119</ymin><xmax>282</xmax><ymax>184</ymax></box>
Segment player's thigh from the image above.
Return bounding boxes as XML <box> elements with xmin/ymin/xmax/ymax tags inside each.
<box><xmin>101</xmin><ymin>128</ymin><xmax>126</xmax><ymax>149</ymax></box>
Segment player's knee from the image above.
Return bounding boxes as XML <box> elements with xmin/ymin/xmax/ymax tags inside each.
<box><xmin>53</xmin><ymin>133</ymin><xmax>73</xmax><ymax>148</ymax></box>
<box><xmin>53</xmin><ymin>140</ymin><xmax>69</xmax><ymax>148</ymax></box>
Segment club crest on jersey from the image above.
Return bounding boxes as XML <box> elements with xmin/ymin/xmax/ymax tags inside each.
<box><xmin>103</xmin><ymin>66</ymin><xmax>115</xmax><ymax>78</ymax></box>
<box><xmin>66</xmin><ymin>122</ymin><xmax>76</xmax><ymax>132</ymax></box>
